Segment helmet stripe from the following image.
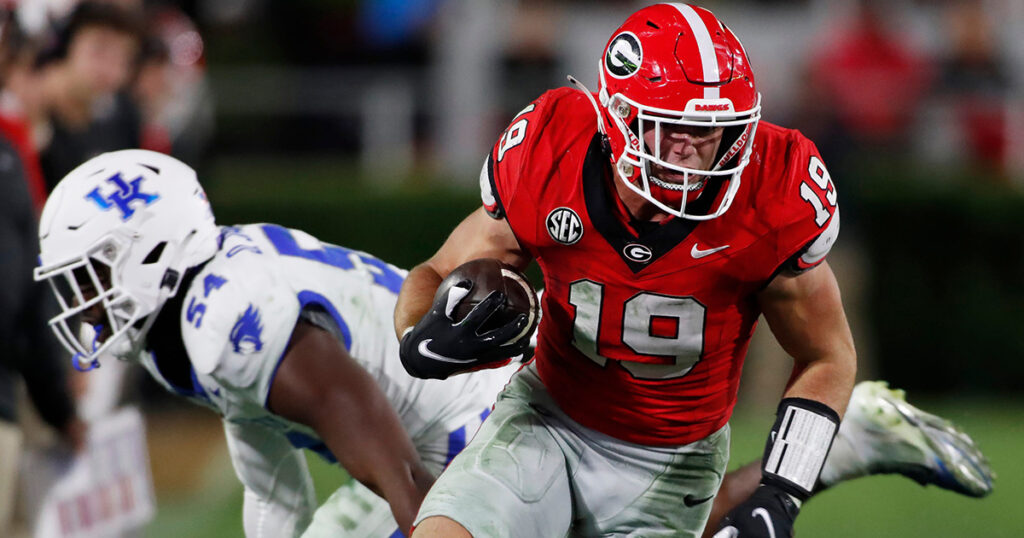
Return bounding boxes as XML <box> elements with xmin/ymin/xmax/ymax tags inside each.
<box><xmin>668</xmin><ymin>3</ymin><xmax>720</xmax><ymax>99</ymax></box>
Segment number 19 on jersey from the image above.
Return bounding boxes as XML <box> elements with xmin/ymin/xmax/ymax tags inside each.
<box><xmin>568</xmin><ymin>280</ymin><xmax>706</xmax><ymax>380</ymax></box>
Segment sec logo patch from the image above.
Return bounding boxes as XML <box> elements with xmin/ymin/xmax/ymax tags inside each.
<box><xmin>546</xmin><ymin>207</ymin><xmax>583</xmax><ymax>245</ymax></box>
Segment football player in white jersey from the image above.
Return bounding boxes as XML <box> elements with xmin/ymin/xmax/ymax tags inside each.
<box><xmin>34</xmin><ymin>150</ymin><xmax>991</xmax><ymax>538</ymax></box>
<box><xmin>33</xmin><ymin>149</ymin><xmax>522</xmax><ymax>537</ymax></box>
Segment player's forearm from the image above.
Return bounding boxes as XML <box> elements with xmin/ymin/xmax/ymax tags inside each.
<box><xmin>340</xmin><ymin>450</ymin><xmax>432</xmax><ymax>534</ymax></box>
<box><xmin>705</xmin><ymin>349</ymin><xmax>852</xmax><ymax>538</ymax></box>
<box><xmin>394</xmin><ymin>262</ymin><xmax>445</xmax><ymax>339</ymax></box>
<box><xmin>378</xmin><ymin>464</ymin><xmax>435</xmax><ymax>534</ymax></box>
<box><xmin>783</xmin><ymin>351</ymin><xmax>856</xmax><ymax>418</ymax></box>
<box><xmin>328</xmin><ymin>437</ymin><xmax>433</xmax><ymax>534</ymax></box>
<box><xmin>313</xmin><ymin>387</ymin><xmax>434</xmax><ymax>531</ymax></box>
<box><xmin>760</xmin><ymin>262</ymin><xmax>856</xmax><ymax>415</ymax></box>
<box><xmin>712</xmin><ymin>350</ymin><xmax>853</xmax><ymax>537</ymax></box>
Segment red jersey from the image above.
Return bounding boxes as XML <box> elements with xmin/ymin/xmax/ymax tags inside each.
<box><xmin>482</xmin><ymin>88</ymin><xmax>840</xmax><ymax>446</ymax></box>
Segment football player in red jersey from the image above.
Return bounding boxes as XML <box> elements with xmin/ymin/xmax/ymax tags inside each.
<box><xmin>395</xmin><ymin>4</ymin><xmax>851</xmax><ymax>537</ymax></box>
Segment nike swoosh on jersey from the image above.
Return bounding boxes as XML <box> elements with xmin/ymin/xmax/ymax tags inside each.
<box><xmin>712</xmin><ymin>527</ymin><xmax>739</xmax><ymax>538</ymax></box>
<box><xmin>682</xmin><ymin>493</ymin><xmax>715</xmax><ymax>507</ymax></box>
<box><xmin>752</xmin><ymin>508</ymin><xmax>777</xmax><ymax>538</ymax></box>
<box><xmin>418</xmin><ymin>339</ymin><xmax>476</xmax><ymax>364</ymax></box>
<box><xmin>691</xmin><ymin>244</ymin><xmax>730</xmax><ymax>259</ymax></box>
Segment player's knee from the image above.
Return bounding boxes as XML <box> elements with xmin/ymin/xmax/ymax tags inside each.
<box><xmin>411</xmin><ymin>516</ymin><xmax>473</xmax><ymax>538</ymax></box>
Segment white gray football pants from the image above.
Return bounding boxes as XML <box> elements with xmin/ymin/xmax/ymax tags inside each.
<box><xmin>415</xmin><ymin>363</ymin><xmax>730</xmax><ymax>537</ymax></box>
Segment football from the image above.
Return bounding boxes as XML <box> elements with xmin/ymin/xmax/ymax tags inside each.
<box><xmin>439</xmin><ymin>258</ymin><xmax>539</xmax><ymax>339</ymax></box>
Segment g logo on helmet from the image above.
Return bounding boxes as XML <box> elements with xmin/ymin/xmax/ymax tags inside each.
<box><xmin>605</xmin><ymin>32</ymin><xmax>643</xmax><ymax>79</ymax></box>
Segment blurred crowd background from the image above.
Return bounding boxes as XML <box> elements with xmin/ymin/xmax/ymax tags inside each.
<box><xmin>0</xmin><ymin>0</ymin><xmax>1021</xmax><ymax>536</ymax></box>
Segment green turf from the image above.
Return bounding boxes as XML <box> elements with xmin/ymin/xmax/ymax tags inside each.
<box><xmin>144</xmin><ymin>398</ymin><xmax>1021</xmax><ymax>537</ymax></box>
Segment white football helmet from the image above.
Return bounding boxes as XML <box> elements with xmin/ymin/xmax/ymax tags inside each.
<box><xmin>34</xmin><ymin>149</ymin><xmax>219</xmax><ymax>369</ymax></box>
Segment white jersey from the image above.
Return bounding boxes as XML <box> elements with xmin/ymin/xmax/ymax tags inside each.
<box><xmin>138</xmin><ymin>223</ymin><xmax>511</xmax><ymax>462</ymax></box>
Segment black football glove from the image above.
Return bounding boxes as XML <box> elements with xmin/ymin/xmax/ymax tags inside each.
<box><xmin>713</xmin><ymin>484</ymin><xmax>800</xmax><ymax>538</ymax></box>
<box><xmin>399</xmin><ymin>279</ymin><xmax>530</xmax><ymax>380</ymax></box>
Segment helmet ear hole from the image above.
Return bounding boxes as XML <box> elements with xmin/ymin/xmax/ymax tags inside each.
<box><xmin>141</xmin><ymin>241</ymin><xmax>167</xmax><ymax>265</ymax></box>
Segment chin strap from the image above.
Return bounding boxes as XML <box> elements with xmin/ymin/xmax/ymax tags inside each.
<box><xmin>567</xmin><ymin>75</ymin><xmax>607</xmax><ymax>137</ymax></box>
<box><xmin>72</xmin><ymin>324</ymin><xmax>103</xmax><ymax>372</ymax></box>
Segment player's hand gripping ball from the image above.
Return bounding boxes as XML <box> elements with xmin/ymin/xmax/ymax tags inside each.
<box><xmin>399</xmin><ymin>259</ymin><xmax>539</xmax><ymax>379</ymax></box>
<box><xmin>446</xmin><ymin>258</ymin><xmax>539</xmax><ymax>334</ymax></box>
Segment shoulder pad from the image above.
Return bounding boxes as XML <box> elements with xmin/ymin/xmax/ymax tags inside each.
<box><xmin>483</xmin><ymin>88</ymin><xmax>590</xmax><ymax>213</ymax></box>
<box><xmin>770</xmin><ymin>130</ymin><xmax>840</xmax><ymax>273</ymax></box>
<box><xmin>180</xmin><ymin>251</ymin><xmax>299</xmax><ymax>377</ymax></box>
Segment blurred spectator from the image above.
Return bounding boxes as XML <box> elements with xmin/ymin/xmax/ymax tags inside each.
<box><xmin>0</xmin><ymin>12</ymin><xmax>85</xmax><ymax>531</ymax></box>
<box><xmin>133</xmin><ymin>34</ymin><xmax>173</xmax><ymax>154</ymax></box>
<box><xmin>35</xmin><ymin>1</ymin><xmax>144</xmax><ymax>191</ymax></box>
<box><xmin>132</xmin><ymin>4</ymin><xmax>214</xmax><ymax>166</ymax></box>
<box><xmin>934</xmin><ymin>1</ymin><xmax>1012</xmax><ymax>178</ymax></box>
<box><xmin>802</xmin><ymin>1</ymin><xmax>933</xmax><ymax>161</ymax></box>
<box><xmin>0</xmin><ymin>11</ymin><xmax>47</xmax><ymax>214</ymax></box>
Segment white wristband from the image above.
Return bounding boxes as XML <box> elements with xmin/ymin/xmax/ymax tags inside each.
<box><xmin>763</xmin><ymin>400</ymin><xmax>839</xmax><ymax>497</ymax></box>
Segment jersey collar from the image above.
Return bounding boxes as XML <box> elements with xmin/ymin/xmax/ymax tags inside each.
<box><xmin>582</xmin><ymin>134</ymin><xmax>719</xmax><ymax>273</ymax></box>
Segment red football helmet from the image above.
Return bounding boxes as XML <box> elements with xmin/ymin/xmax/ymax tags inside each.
<box><xmin>596</xmin><ymin>3</ymin><xmax>761</xmax><ymax>219</ymax></box>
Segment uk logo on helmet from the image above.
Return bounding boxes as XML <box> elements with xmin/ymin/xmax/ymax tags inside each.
<box><xmin>85</xmin><ymin>173</ymin><xmax>160</xmax><ymax>221</ymax></box>
<box><xmin>605</xmin><ymin>32</ymin><xmax>643</xmax><ymax>79</ymax></box>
